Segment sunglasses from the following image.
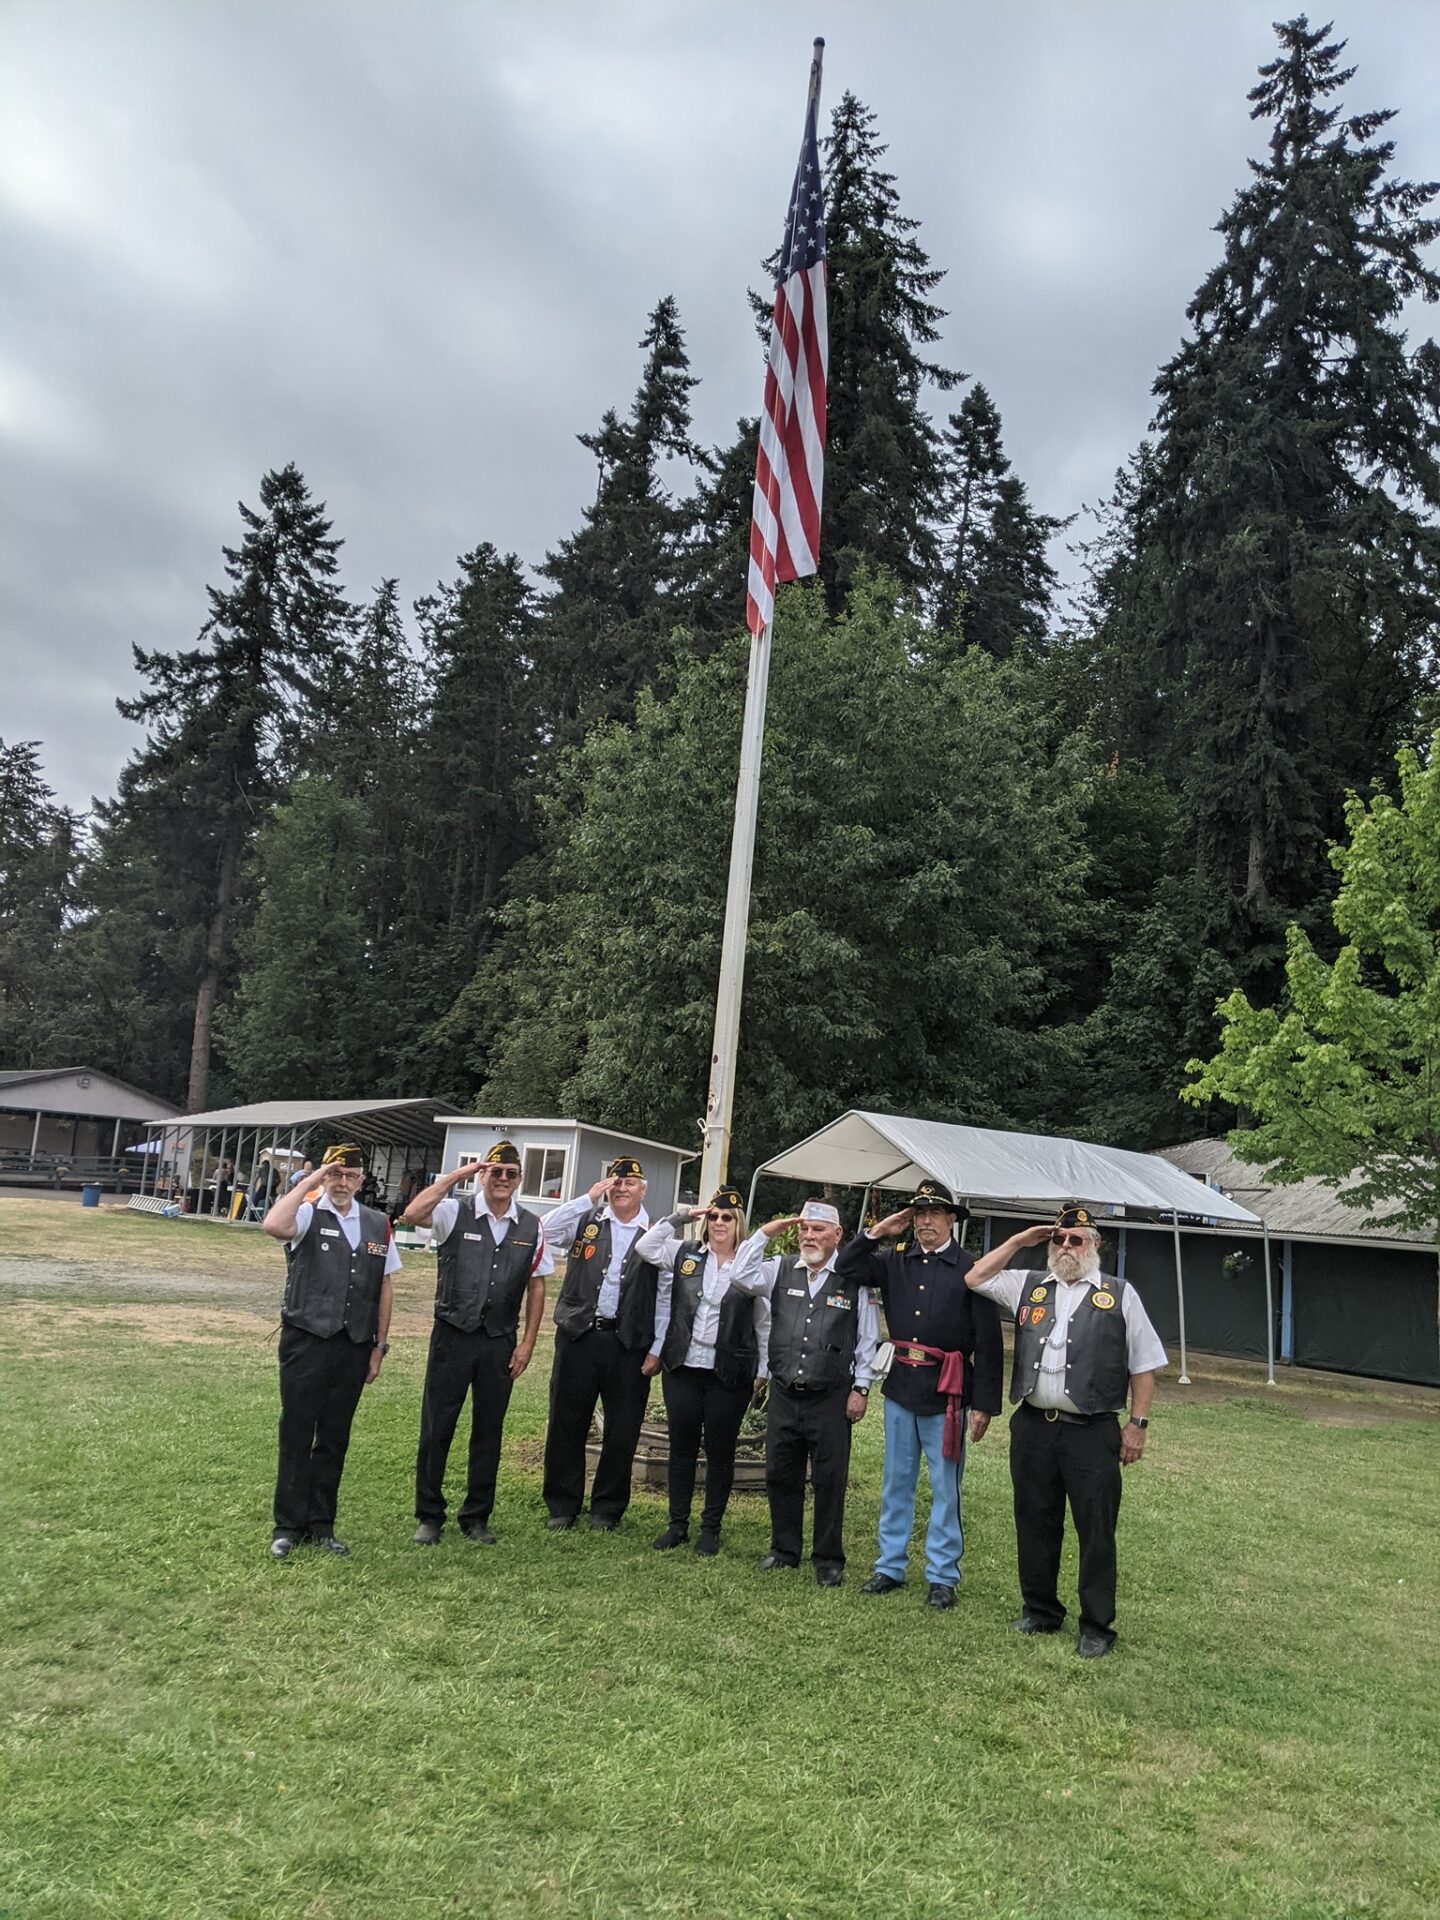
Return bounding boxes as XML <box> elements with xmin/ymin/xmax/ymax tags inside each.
<box><xmin>1051</xmin><ymin>1231</ymin><xmax>1089</xmax><ymax>1248</ymax></box>
<box><xmin>488</xmin><ymin>1166</ymin><xmax>520</xmax><ymax>1179</ymax></box>
<box><xmin>706</xmin><ymin>1209</ymin><xmax>738</xmax><ymax>1222</ymax></box>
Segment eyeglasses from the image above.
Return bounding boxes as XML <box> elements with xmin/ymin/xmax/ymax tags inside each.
<box><xmin>488</xmin><ymin>1166</ymin><xmax>520</xmax><ymax>1178</ymax></box>
<box><xmin>707</xmin><ymin>1210</ymin><xmax>737</xmax><ymax>1222</ymax></box>
<box><xmin>1051</xmin><ymin>1231</ymin><xmax>1089</xmax><ymax>1248</ymax></box>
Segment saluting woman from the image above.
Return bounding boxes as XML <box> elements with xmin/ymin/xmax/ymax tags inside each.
<box><xmin>637</xmin><ymin>1187</ymin><xmax>769</xmax><ymax>1557</ymax></box>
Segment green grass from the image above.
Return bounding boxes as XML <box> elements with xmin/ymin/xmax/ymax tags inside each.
<box><xmin>2</xmin><ymin>1207</ymin><xmax>1439</xmax><ymax>1919</ymax></box>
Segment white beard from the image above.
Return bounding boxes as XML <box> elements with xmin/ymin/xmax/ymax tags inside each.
<box><xmin>799</xmin><ymin>1245</ymin><xmax>829</xmax><ymax>1269</ymax></box>
<box><xmin>1048</xmin><ymin>1244</ymin><xmax>1101</xmax><ymax>1284</ymax></box>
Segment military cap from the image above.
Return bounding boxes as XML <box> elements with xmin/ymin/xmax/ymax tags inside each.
<box><xmin>908</xmin><ymin>1178</ymin><xmax>967</xmax><ymax>1219</ymax></box>
<box><xmin>708</xmin><ymin>1186</ymin><xmax>744</xmax><ymax>1211</ymax></box>
<box><xmin>799</xmin><ymin>1199</ymin><xmax>841</xmax><ymax>1227</ymax></box>
<box><xmin>483</xmin><ymin>1140</ymin><xmax>522</xmax><ymax>1167</ymax></box>
<box><xmin>321</xmin><ymin>1143</ymin><xmax>364</xmax><ymax>1169</ymax></box>
<box><xmin>608</xmin><ymin>1155</ymin><xmax>644</xmax><ymax>1179</ymax></box>
<box><xmin>1055</xmin><ymin>1201</ymin><xmax>1098</xmax><ymax>1230</ymax></box>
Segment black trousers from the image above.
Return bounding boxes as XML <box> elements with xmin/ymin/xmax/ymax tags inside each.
<box><xmin>1009</xmin><ymin>1403</ymin><xmax>1123</xmax><ymax>1639</ymax></box>
<box><xmin>273</xmin><ymin>1324</ymin><xmax>372</xmax><ymax>1537</ymax></box>
<box><xmin>414</xmin><ymin>1320</ymin><xmax>516</xmax><ymax>1527</ymax></box>
<box><xmin>661</xmin><ymin>1365</ymin><xmax>753</xmax><ymax>1532</ymax></box>
<box><xmin>542</xmin><ymin>1327</ymin><xmax>652</xmax><ymax>1523</ymax></box>
<box><xmin>765</xmin><ymin>1381</ymin><xmax>852</xmax><ymax>1568</ymax></box>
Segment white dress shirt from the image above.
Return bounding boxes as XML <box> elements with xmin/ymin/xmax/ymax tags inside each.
<box><xmin>975</xmin><ymin>1268</ymin><xmax>1167</xmax><ymax>1412</ymax></box>
<box><xmin>290</xmin><ymin>1191</ymin><xmax>403</xmax><ymax>1275</ymax></box>
<box><xmin>428</xmin><ymin>1193</ymin><xmax>554</xmax><ymax>1275</ymax></box>
<box><xmin>639</xmin><ymin>1215</ymin><xmax>771</xmax><ymax>1376</ymax></box>
<box><xmin>544</xmin><ymin>1193</ymin><xmax>650</xmax><ymax>1318</ymax></box>
<box><xmin>729</xmin><ymin>1229</ymin><xmax>879</xmax><ymax>1388</ymax></box>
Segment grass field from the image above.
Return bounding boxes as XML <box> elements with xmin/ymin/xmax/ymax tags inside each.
<box><xmin>3</xmin><ymin>1200</ymin><xmax>1439</xmax><ymax>1920</ymax></box>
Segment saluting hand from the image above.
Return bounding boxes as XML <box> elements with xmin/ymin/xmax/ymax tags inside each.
<box><xmin>587</xmin><ymin>1175</ymin><xmax>617</xmax><ymax>1205</ymax></box>
<box><xmin>1014</xmin><ymin>1224</ymin><xmax>1055</xmax><ymax>1248</ymax></box>
<box><xmin>868</xmin><ymin>1208</ymin><xmax>913</xmax><ymax>1239</ymax></box>
<box><xmin>760</xmin><ymin>1214</ymin><xmax>802</xmax><ymax>1239</ymax></box>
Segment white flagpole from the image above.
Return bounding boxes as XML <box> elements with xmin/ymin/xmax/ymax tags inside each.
<box><xmin>698</xmin><ymin>39</ymin><xmax>824</xmax><ymax>1203</ymax></box>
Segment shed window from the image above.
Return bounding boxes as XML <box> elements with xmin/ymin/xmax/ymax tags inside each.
<box><xmin>522</xmin><ymin>1145</ymin><xmax>567</xmax><ymax>1202</ymax></box>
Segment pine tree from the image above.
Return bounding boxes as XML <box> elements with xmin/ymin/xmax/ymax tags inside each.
<box><xmin>0</xmin><ymin>740</ymin><xmax>79</xmax><ymax>1066</ymax></box>
<box><xmin>535</xmin><ymin>296</ymin><xmax>708</xmax><ymax>744</ymax></box>
<box><xmin>89</xmin><ymin>465</ymin><xmax>357</xmax><ymax>1106</ymax></box>
<box><xmin>817</xmin><ymin>92</ymin><xmax>961</xmax><ymax>611</ymax></box>
<box><xmin>1143</xmin><ymin>18</ymin><xmax>1440</xmax><ymax>970</ymax></box>
<box><xmin>934</xmin><ymin>383</ymin><xmax>1063</xmax><ymax>658</ymax></box>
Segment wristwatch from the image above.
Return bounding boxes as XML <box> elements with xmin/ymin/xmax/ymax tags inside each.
<box><xmin>374</xmin><ymin>1341</ymin><xmax>390</xmax><ymax>1355</ymax></box>
<box><xmin>1128</xmin><ymin>1415</ymin><xmax>1148</xmax><ymax>1429</ymax></box>
<box><xmin>853</xmin><ymin>1385</ymin><xmax>869</xmax><ymax>1397</ymax></box>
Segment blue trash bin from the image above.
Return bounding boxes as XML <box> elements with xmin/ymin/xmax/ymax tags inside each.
<box><xmin>81</xmin><ymin>1184</ymin><xmax>102</xmax><ymax>1208</ymax></box>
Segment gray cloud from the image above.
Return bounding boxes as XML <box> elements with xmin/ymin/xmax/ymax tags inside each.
<box><xmin>4</xmin><ymin>0</ymin><xmax>1438</xmax><ymax>808</ymax></box>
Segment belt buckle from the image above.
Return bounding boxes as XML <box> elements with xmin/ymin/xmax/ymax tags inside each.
<box><xmin>1044</xmin><ymin>1408</ymin><xmax>1060</xmax><ymax>1423</ymax></box>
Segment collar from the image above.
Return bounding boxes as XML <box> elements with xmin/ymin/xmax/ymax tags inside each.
<box><xmin>909</xmin><ymin>1235</ymin><xmax>963</xmax><ymax>1264</ymax></box>
<box><xmin>478</xmin><ymin>1195</ymin><xmax>521</xmax><ymax>1226</ymax></box>
<box><xmin>317</xmin><ymin>1190</ymin><xmax>358</xmax><ymax>1221</ymax></box>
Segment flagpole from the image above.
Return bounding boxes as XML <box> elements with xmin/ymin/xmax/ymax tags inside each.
<box><xmin>698</xmin><ymin>38</ymin><xmax>825</xmax><ymax>1202</ymax></box>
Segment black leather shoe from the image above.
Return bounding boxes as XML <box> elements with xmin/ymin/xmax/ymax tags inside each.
<box><xmin>412</xmin><ymin>1521</ymin><xmax>442</xmax><ymax>1546</ymax></box>
<box><xmin>653</xmin><ymin>1524</ymin><xmax>689</xmax><ymax>1551</ymax></box>
<box><xmin>756</xmin><ymin>1552</ymin><xmax>798</xmax><ymax>1572</ymax></box>
<box><xmin>1012</xmin><ymin>1611</ymin><xmax>1063</xmax><ymax>1635</ymax></box>
<box><xmin>860</xmin><ymin>1572</ymin><xmax>904</xmax><ymax>1596</ymax></box>
<box><xmin>927</xmin><ymin>1584</ymin><xmax>956</xmax><ymax>1611</ymax></box>
<box><xmin>310</xmin><ymin>1532</ymin><xmax>350</xmax><ymax>1556</ymax></box>
<box><xmin>545</xmin><ymin>1516</ymin><xmax>576</xmax><ymax>1532</ymax></box>
<box><xmin>588</xmin><ymin>1515</ymin><xmax>619</xmax><ymax>1532</ymax></box>
<box><xmin>694</xmin><ymin>1529</ymin><xmax>720</xmax><ymax>1557</ymax></box>
<box><xmin>461</xmin><ymin>1523</ymin><xmax>497</xmax><ymax>1545</ymax></box>
<box><xmin>815</xmin><ymin>1564</ymin><xmax>844</xmax><ymax>1589</ymax></box>
<box><xmin>269</xmin><ymin>1534</ymin><xmax>299</xmax><ymax>1559</ymax></box>
<box><xmin>1077</xmin><ymin>1627</ymin><xmax>1114</xmax><ymax>1659</ymax></box>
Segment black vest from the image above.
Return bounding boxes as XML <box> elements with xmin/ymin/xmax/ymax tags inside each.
<box><xmin>1009</xmin><ymin>1274</ymin><xmax>1131</xmax><ymax>1413</ymax></box>
<box><xmin>660</xmin><ymin>1241</ymin><xmax>759</xmax><ymax>1387</ymax></box>
<box><xmin>552</xmin><ymin>1207</ymin><xmax>658</xmax><ymax>1349</ymax></box>
<box><xmin>282</xmin><ymin>1202</ymin><xmax>389</xmax><ymax>1344</ymax></box>
<box><xmin>767</xmin><ymin>1256</ymin><xmax>860</xmax><ymax>1391</ymax></box>
<box><xmin>434</xmin><ymin>1197</ymin><xmax>542</xmax><ymax>1336</ymax></box>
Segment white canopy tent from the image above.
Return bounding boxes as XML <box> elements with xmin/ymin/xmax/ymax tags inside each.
<box><xmin>749</xmin><ymin>1110</ymin><xmax>1270</xmax><ymax>1385</ymax></box>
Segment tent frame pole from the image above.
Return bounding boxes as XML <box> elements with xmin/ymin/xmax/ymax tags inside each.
<box><xmin>1171</xmin><ymin>1209</ymin><xmax>1190</xmax><ymax>1385</ymax></box>
<box><xmin>1262</xmin><ymin>1222</ymin><xmax>1277</xmax><ymax>1387</ymax></box>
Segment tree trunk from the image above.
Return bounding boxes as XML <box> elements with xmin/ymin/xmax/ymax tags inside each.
<box><xmin>187</xmin><ymin>808</ymin><xmax>245</xmax><ymax>1111</ymax></box>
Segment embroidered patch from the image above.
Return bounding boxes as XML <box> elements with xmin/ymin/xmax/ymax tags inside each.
<box><xmin>1091</xmin><ymin>1290</ymin><xmax>1116</xmax><ymax>1310</ymax></box>
<box><xmin>1028</xmin><ymin>1308</ymin><xmax>1047</xmax><ymax>1327</ymax></box>
<box><xmin>679</xmin><ymin>1258</ymin><xmax>698</xmax><ymax>1276</ymax></box>
<box><xmin>1019</xmin><ymin>1306</ymin><xmax>1031</xmax><ymax>1326</ymax></box>
<box><xmin>583</xmin><ymin>1223</ymin><xmax>600</xmax><ymax>1240</ymax></box>
<box><xmin>1028</xmin><ymin>1285</ymin><xmax>1047</xmax><ymax>1303</ymax></box>
<box><xmin>583</xmin><ymin>1245</ymin><xmax>597</xmax><ymax>1260</ymax></box>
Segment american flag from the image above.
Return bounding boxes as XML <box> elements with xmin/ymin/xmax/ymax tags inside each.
<box><xmin>747</xmin><ymin>51</ymin><xmax>828</xmax><ymax>637</ymax></box>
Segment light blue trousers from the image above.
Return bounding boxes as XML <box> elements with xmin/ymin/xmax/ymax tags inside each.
<box><xmin>874</xmin><ymin>1395</ymin><xmax>966</xmax><ymax>1588</ymax></box>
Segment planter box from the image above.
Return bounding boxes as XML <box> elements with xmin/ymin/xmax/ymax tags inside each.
<box><xmin>584</xmin><ymin>1416</ymin><xmax>769</xmax><ymax>1494</ymax></box>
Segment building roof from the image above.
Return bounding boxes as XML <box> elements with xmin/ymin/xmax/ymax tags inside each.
<box><xmin>170</xmin><ymin>1097</ymin><xmax>460</xmax><ymax>1152</ymax></box>
<box><xmin>1155</xmin><ymin>1139</ymin><xmax>1436</xmax><ymax>1248</ymax></box>
<box><xmin>440</xmin><ymin>1115</ymin><xmax>694</xmax><ymax>1157</ymax></box>
<box><xmin>0</xmin><ymin>1066</ymin><xmax>181</xmax><ymax>1117</ymax></box>
<box><xmin>756</xmin><ymin>1109</ymin><xmax>1261</xmax><ymax>1224</ymax></box>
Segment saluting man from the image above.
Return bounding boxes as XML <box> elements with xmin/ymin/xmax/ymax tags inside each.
<box><xmin>541</xmin><ymin>1156</ymin><xmax>660</xmax><ymax>1531</ymax></box>
<box><xmin>730</xmin><ymin>1200</ymin><xmax>879</xmax><ymax>1587</ymax></box>
<box><xmin>403</xmin><ymin>1140</ymin><xmax>553</xmax><ymax>1545</ymax></box>
<box><xmin>262</xmin><ymin>1144</ymin><xmax>400</xmax><ymax>1559</ymax></box>
<box><xmin>963</xmin><ymin>1203</ymin><xmax>1167</xmax><ymax>1657</ymax></box>
<box><xmin>836</xmin><ymin>1179</ymin><xmax>1003</xmax><ymax>1611</ymax></box>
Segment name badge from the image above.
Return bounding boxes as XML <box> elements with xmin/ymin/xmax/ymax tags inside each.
<box><xmin>785</xmin><ymin>1287</ymin><xmax>806</xmax><ymax>1298</ymax></box>
<box><xmin>319</xmin><ymin>1227</ymin><xmax>340</xmax><ymax>1238</ymax></box>
<box><xmin>463</xmin><ymin>1232</ymin><xmax>486</xmax><ymax>1242</ymax></box>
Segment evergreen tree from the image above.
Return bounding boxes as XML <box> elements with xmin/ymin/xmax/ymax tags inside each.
<box><xmin>934</xmin><ymin>382</ymin><xmax>1063</xmax><ymax>658</ymax></box>
<box><xmin>1143</xmin><ymin>18</ymin><xmax>1440</xmax><ymax>970</ymax></box>
<box><xmin>88</xmin><ymin>465</ymin><xmax>357</xmax><ymax>1105</ymax></box>
<box><xmin>0</xmin><ymin>740</ymin><xmax>78</xmax><ymax>1066</ymax></box>
<box><xmin>675</xmin><ymin>417</ymin><xmax>758</xmax><ymax>645</ymax></box>
<box><xmin>222</xmin><ymin>778</ymin><xmax>373</xmax><ymax>1099</ymax></box>
<box><xmin>817</xmin><ymin>92</ymin><xmax>961</xmax><ymax>611</ymax></box>
<box><xmin>535</xmin><ymin>296</ymin><xmax>708</xmax><ymax>744</ymax></box>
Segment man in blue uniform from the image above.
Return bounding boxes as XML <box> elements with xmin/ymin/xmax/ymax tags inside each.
<box><xmin>836</xmin><ymin>1179</ymin><xmax>1002</xmax><ymax>1610</ymax></box>
<box><xmin>963</xmin><ymin>1203</ymin><xmax>1166</xmax><ymax>1656</ymax></box>
<box><xmin>262</xmin><ymin>1144</ymin><xmax>400</xmax><ymax>1559</ymax></box>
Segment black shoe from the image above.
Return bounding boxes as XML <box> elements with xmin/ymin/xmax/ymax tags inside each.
<box><xmin>461</xmin><ymin>1523</ymin><xmax>497</xmax><ymax>1545</ymax></box>
<box><xmin>1077</xmin><ymin>1627</ymin><xmax>1114</xmax><ymax>1659</ymax></box>
<box><xmin>926</xmin><ymin>1584</ymin><xmax>956</xmax><ymax>1611</ymax></box>
<box><xmin>860</xmin><ymin>1572</ymin><xmax>904</xmax><ymax>1596</ymax></box>
<box><xmin>694</xmin><ymin>1528</ymin><xmax>720</xmax><ymax>1558</ymax></box>
<box><xmin>1012</xmin><ymin>1611</ymin><xmax>1063</xmax><ymax>1635</ymax></box>
<box><xmin>653</xmin><ymin>1524</ymin><xmax>689</xmax><ymax>1551</ymax></box>
<box><xmin>588</xmin><ymin>1515</ymin><xmax>619</xmax><ymax>1532</ymax></box>
<box><xmin>545</xmin><ymin>1516</ymin><xmax>576</xmax><ymax>1532</ymax></box>
<box><xmin>269</xmin><ymin>1534</ymin><xmax>299</xmax><ymax>1559</ymax></box>
<box><xmin>757</xmin><ymin>1552</ymin><xmax>799</xmax><ymax>1572</ymax></box>
<box><xmin>815</xmin><ymin>1564</ymin><xmax>844</xmax><ymax>1589</ymax></box>
<box><xmin>309</xmin><ymin>1532</ymin><xmax>350</xmax><ymax>1556</ymax></box>
<box><xmin>412</xmin><ymin>1521</ymin><xmax>442</xmax><ymax>1546</ymax></box>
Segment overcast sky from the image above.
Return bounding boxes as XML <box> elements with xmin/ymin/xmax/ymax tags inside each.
<box><xmin>4</xmin><ymin>0</ymin><xmax>1439</xmax><ymax>811</ymax></box>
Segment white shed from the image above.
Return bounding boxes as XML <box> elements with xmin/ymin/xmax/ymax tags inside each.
<box><xmin>437</xmin><ymin>1116</ymin><xmax>694</xmax><ymax>1217</ymax></box>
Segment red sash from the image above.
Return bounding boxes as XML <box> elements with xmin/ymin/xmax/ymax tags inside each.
<box><xmin>891</xmin><ymin>1342</ymin><xmax>968</xmax><ymax>1460</ymax></box>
